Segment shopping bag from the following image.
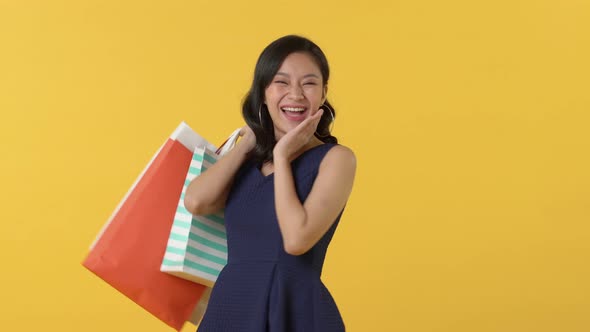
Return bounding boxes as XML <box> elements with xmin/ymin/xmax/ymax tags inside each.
<box><xmin>160</xmin><ymin>140</ymin><xmax>237</xmax><ymax>286</ymax></box>
<box><xmin>82</xmin><ymin>122</ymin><xmax>221</xmax><ymax>331</ymax></box>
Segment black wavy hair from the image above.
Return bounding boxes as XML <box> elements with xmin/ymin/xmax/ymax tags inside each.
<box><xmin>242</xmin><ymin>35</ymin><xmax>337</xmax><ymax>164</ymax></box>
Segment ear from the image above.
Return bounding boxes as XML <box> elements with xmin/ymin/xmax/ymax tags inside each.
<box><xmin>322</xmin><ymin>85</ymin><xmax>328</xmax><ymax>104</ymax></box>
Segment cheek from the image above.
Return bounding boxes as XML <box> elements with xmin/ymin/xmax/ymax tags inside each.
<box><xmin>305</xmin><ymin>85</ymin><xmax>322</xmax><ymax>96</ymax></box>
<box><xmin>307</xmin><ymin>89</ymin><xmax>324</xmax><ymax>105</ymax></box>
<box><xmin>265</xmin><ymin>87</ymin><xmax>284</xmax><ymax>103</ymax></box>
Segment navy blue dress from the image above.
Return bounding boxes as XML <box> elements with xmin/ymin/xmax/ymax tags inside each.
<box><xmin>197</xmin><ymin>143</ymin><xmax>346</xmax><ymax>332</ymax></box>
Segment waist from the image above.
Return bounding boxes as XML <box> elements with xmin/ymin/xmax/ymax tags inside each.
<box><xmin>226</xmin><ymin>257</ymin><xmax>323</xmax><ymax>277</ymax></box>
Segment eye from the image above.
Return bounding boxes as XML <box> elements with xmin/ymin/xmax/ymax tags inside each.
<box><xmin>274</xmin><ymin>80</ymin><xmax>288</xmax><ymax>85</ymax></box>
<box><xmin>303</xmin><ymin>82</ymin><xmax>317</xmax><ymax>86</ymax></box>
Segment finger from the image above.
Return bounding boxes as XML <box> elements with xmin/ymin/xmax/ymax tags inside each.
<box><xmin>315</xmin><ymin>108</ymin><xmax>325</xmax><ymax>119</ymax></box>
<box><xmin>240</xmin><ymin>125</ymin><xmax>253</xmax><ymax>136</ymax></box>
<box><xmin>315</xmin><ymin>109</ymin><xmax>324</xmax><ymax>122</ymax></box>
<box><xmin>303</xmin><ymin>117</ymin><xmax>320</xmax><ymax>134</ymax></box>
<box><xmin>303</xmin><ymin>109</ymin><xmax>323</xmax><ymax>127</ymax></box>
<box><xmin>290</xmin><ymin>109</ymin><xmax>323</xmax><ymax>137</ymax></box>
<box><xmin>310</xmin><ymin>109</ymin><xmax>324</xmax><ymax>128</ymax></box>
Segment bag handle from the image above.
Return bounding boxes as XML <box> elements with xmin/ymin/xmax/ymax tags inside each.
<box><xmin>215</xmin><ymin>128</ymin><xmax>242</xmax><ymax>156</ymax></box>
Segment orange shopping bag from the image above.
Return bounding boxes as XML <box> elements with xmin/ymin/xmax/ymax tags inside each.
<box><xmin>83</xmin><ymin>122</ymin><xmax>217</xmax><ymax>331</ymax></box>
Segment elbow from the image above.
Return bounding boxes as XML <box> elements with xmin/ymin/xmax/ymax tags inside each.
<box><xmin>283</xmin><ymin>238</ymin><xmax>311</xmax><ymax>256</ymax></box>
<box><xmin>184</xmin><ymin>192</ymin><xmax>222</xmax><ymax>216</ymax></box>
<box><xmin>280</xmin><ymin>215</ymin><xmax>312</xmax><ymax>256</ymax></box>
<box><xmin>184</xmin><ymin>193</ymin><xmax>203</xmax><ymax>216</ymax></box>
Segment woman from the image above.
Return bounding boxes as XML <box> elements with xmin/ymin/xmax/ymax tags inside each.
<box><xmin>185</xmin><ymin>35</ymin><xmax>356</xmax><ymax>332</ymax></box>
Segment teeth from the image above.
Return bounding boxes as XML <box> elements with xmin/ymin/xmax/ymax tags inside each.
<box><xmin>282</xmin><ymin>107</ymin><xmax>305</xmax><ymax>112</ymax></box>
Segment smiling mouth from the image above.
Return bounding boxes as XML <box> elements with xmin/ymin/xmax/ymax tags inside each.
<box><xmin>280</xmin><ymin>106</ymin><xmax>309</xmax><ymax>121</ymax></box>
<box><xmin>281</xmin><ymin>106</ymin><xmax>307</xmax><ymax>113</ymax></box>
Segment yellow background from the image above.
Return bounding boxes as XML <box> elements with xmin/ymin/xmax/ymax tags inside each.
<box><xmin>1</xmin><ymin>0</ymin><xmax>589</xmax><ymax>331</ymax></box>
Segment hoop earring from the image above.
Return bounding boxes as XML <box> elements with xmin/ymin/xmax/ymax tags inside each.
<box><xmin>258</xmin><ymin>105</ymin><xmax>264</xmax><ymax>126</ymax></box>
<box><xmin>315</xmin><ymin>104</ymin><xmax>335</xmax><ymax>137</ymax></box>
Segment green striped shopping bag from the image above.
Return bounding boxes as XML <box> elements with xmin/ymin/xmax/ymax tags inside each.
<box><xmin>161</xmin><ymin>130</ymin><xmax>240</xmax><ymax>287</ymax></box>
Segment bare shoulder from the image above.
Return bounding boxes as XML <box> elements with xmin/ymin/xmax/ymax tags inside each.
<box><xmin>320</xmin><ymin>144</ymin><xmax>357</xmax><ymax>173</ymax></box>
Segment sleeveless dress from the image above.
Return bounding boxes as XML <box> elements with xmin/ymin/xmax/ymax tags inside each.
<box><xmin>196</xmin><ymin>143</ymin><xmax>346</xmax><ymax>332</ymax></box>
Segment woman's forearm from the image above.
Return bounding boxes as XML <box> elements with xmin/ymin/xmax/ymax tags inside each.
<box><xmin>184</xmin><ymin>142</ymin><xmax>250</xmax><ymax>215</ymax></box>
<box><xmin>273</xmin><ymin>156</ymin><xmax>308</xmax><ymax>254</ymax></box>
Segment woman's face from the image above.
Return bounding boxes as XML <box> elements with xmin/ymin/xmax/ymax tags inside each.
<box><xmin>264</xmin><ymin>52</ymin><xmax>327</xmax><ymax>140</ymax></box>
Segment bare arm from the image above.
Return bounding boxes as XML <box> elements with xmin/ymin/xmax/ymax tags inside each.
<box><xmin>272</xmin><ymin>110</ymin><xmax>356</xmax><ymax>255</ymax></box>
<box><xmin>274</xmin><ymin>145</ymin><xmax>356</xmax><ymax>255</ymax></box>
<box><xmin>184</xmin><ymin>127</ymin><xmax>255</xmax><ymax>216</ymax></box>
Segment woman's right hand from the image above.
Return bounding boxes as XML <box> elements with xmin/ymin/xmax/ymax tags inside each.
<box><xmin>185</xmin><ymin>125</ymin><xmax>256</xmax><ymax>216</ymax></box>
<box><xmin>238</xmin><ymin>125</ymin><xmax>256</xmax><ymax>152</ymax></box>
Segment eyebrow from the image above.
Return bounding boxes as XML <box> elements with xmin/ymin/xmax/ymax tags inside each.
<box><xmin>275</xmin><ymin>72</ymin><xmax>320</xmax><ymax>79</ymax></box>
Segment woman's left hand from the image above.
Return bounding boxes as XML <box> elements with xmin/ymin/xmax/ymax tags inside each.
<box><xmin>273</xmin><ymin>109</ymin><xmax>324</xmax><ymax>162</ymax></box>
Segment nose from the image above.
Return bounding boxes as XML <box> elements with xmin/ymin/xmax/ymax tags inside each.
<box><xmin>288</xmin><ymin>84</ymin><xmax>304</xmax><ymax>100</ymax></box>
